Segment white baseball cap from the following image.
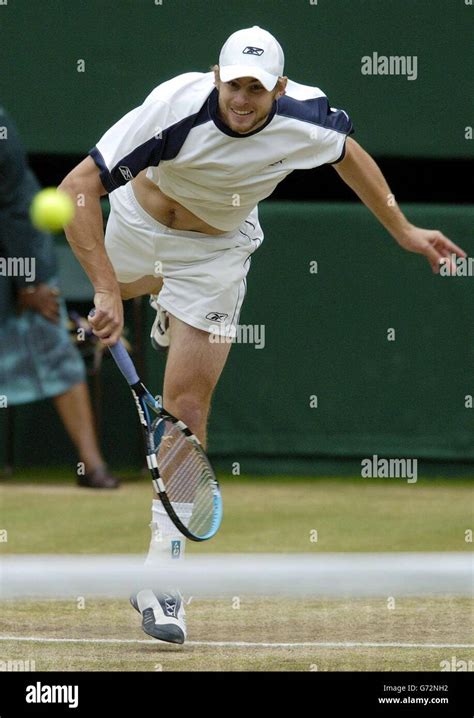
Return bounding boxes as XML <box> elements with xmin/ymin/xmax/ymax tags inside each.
<box><xmin>219</xmin><ymin>26</ymin><xmax>285</xmax><ymax>91</ymax></box>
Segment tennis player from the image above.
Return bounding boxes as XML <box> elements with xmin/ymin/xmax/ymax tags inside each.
<box><xmin>60</xmin><ymin>26</ymin><xmax>465</xmax><ymax>644</ymax></box>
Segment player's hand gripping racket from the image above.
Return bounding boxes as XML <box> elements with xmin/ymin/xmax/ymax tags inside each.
<box><xmin>91</xmin><ymin>312</ymin><xmax>222</xmax><ymax>541</ymax></box>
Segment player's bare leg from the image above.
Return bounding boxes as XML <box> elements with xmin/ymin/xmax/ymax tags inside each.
<box><xmin>136</xmin><ymin>314</ymin><xmax>232</xmax><ymax>643</ymax></box>
<box><xmin>162</xmin><ymin>314</ymin><xmax>232</xmax><ymax>449</ymax></box>
<box><xmin>118</xmin><ymin>275</ymin><xmax>163</xmax><ymax>300</ymax></box>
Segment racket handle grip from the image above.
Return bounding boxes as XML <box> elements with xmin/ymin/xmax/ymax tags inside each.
<box><xmin>88</xmin><ymin>309</ymin><xmax>140</xmax><ymax>386</ymax></box>
<box><xmin>109</xmin><ymin>341</ymin><xmax>140</xmax><ymax>386</ymax></box>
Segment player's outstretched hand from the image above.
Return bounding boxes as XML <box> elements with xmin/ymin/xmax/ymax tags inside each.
<box><xmin>397</xmin><ymin>226</ymin><xmax>466</xmax><ymax>274</ymax></box>
<box><xmin>90</xmin><ymin>289</ymin><xmax>124</xmax><ymax>346</ymax></box>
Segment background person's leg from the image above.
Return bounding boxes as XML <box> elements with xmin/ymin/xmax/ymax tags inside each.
<box><xmin>53</xmin><ymin>381</ymin><xmax>118</xmax><ymax>488</ymax></box>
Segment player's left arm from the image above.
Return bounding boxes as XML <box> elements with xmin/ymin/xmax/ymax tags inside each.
<box><xmin>333</xmin><ymin>137</ymin><xmax>466</xmax><ymax>272</ymax></box>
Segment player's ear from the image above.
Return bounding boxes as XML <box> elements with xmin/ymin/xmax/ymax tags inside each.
<box><xmin>275</xmin><ymin>76</ymin><xmax>288</xmax><ymax>98</ymax></box>
<box><xmin>212</xmin><ymin>65</ymin><xmax>220</xmax><ymax>86</ymax></box>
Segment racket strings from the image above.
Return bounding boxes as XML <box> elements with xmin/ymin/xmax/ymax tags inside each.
<box><xmin>153</xmin><ymin>419</ymin><xmax>218</xmax><ymax>536</ymax></box>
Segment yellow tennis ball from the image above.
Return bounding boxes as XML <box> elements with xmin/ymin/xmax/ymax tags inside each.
<box><xmin>30</xmin><ymin>187</ymin><xmax>75</xmax><ymax>232</ymax></box>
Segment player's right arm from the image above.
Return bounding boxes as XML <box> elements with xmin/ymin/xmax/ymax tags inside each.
<box><xmin>60</xmin><ymin>77</ymin><xmax>195</xmax><ymax>343</ymax></box>
<box><xmin>59</xmin><ymin>156</ymin><xmax>123</xmax><ymax>345</ymax></box>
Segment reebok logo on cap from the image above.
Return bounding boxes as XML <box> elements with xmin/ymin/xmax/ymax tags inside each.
<box><xmin>243</xmin><ymin>46</ymin><xmax>264</xmax><ymax>56</ymax></box>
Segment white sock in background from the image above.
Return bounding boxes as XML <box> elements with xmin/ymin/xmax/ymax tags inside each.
<box><xmin>145</xmin><ymin>499</ymin><xmax>193</xmax><ymax>567</ymax></box>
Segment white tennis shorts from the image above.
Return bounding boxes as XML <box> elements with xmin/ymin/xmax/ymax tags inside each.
<box><xmin>105</xmin><ymin>182</ymin><xmax>264</xmax><ymax>335</ymax></box>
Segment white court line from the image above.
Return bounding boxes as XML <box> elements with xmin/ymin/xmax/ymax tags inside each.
<box><xmin>0</xmin><ymin>636</ymin><xmax>472</xmax><ymax>649</ymax></box>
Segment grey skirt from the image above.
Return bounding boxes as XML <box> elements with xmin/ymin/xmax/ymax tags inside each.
<box><xmin>0</xmin><ymin>290</ymin><xmax>85</xmax><ymax>405</ymax></box>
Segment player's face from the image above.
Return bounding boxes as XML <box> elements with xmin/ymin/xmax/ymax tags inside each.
<box><xmin>216</xmin><ymin>76</ymin><xmax>280</xmax><ymax>134</ymax></box>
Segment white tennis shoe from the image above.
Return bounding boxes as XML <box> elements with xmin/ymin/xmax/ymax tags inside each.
<box><xmin>130</xmin><ymin>588</ymin><xmax>186</xmax><ymax>644</ymax></box>
<box><xmin>149</xmin><ymin>295</ymin><xmax>170</xmax><ymax>351</ymax></box>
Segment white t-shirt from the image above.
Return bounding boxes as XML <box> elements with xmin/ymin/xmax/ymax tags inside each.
<box><xmin>90</xmin><ymin>72</ymin><xmax>354</xmax><ymax>231</ymax></box>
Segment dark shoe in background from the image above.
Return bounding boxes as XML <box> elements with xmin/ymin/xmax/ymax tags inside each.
<box><xmin>77</xmin><ymin>466</ymin><xmax>120</xmax><ymax>489</ymax></box>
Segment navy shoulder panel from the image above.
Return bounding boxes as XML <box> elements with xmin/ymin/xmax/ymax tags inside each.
<box><xmin>276</xmin><ymin>95</ymin><xmax>353</xmax><ymax>135</ymax></box>
<box><xmin>89</xmin><ymin>96</ymin><xmax>212</xmax><ymax>193</ymax></box>
<box><xmin>161</xmin><ymin>99</ymin><xmax>211</xmax><ymax>160</ymax></box>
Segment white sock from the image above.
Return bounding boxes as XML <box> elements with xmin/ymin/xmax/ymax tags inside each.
<box><xmin>144</xmin><ymin>499</ymin><xmax>193</xmax><ymax>567</ymax></box>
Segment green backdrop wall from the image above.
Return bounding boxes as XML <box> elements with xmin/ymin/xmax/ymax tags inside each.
<box><xmin>1</xmin><ymin>202</ymin><xmax>473</xmax><ymax>474</ymax></box>
<box><xmin>0</xmin><ymin>0</ymin><xmax>472</xmax><ymax>158</ymax></box>
<box><xmin>210</xmin><ymin>202</ymin><xmax>474</xmax><ymax>466</ymax></box>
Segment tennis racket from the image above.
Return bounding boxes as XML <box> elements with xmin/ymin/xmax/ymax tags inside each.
<box><xmin>106</xmin><ymin>336</ymin><xmax>222</xmax><ymax>541</ymax></box>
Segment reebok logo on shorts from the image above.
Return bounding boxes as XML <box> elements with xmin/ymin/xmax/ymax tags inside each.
<box><xmin>206</xmin><ymin>312</ymin><xmax>229</xmax><ymax>323</ymax></box>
